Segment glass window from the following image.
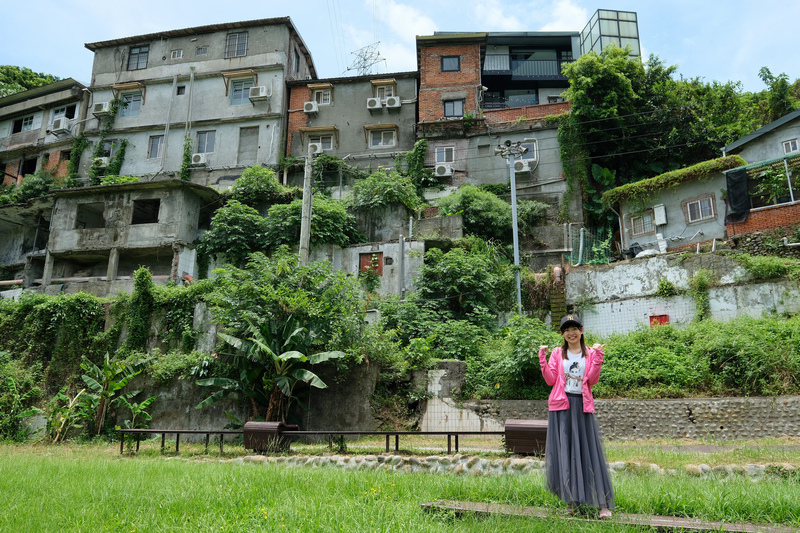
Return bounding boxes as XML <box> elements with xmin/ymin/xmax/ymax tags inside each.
<box><xmin>309</xmin><ymin>135</ymin><xmax>333</xmax><ymax>150</ymax></box>
<box><xmin>314</xmin><ymin>89</ymin><xmax>331</xmax><ymax>105</ymax></box>
<box><xmin>370</xmin><ymin>130</ymin><xmax>395</xmax><ymax>147</ymax></box>
<box><xmin>436</xmin><ymin>146</ymin><xmax>454</xmax><ymax>163</ymax></box>
<box><xmin>520</xmin><ymin>141</ymin><xmax>538</xmax><ymax>160</ymax></box>
<box><xmin>783</xmin><ymin>139</ymin><xmax>799</xmax><ymax>155</ymax></box>
<box><xmin>196</xmin><ymin>46</ymin><xmax>208</xmax><ymax>56</ymax></box>
<box><xmin>52</xmin><ymin>105</ymin><xmax>76</xmax><ymax>122</ymax></box>
<box><xmin>441</xmin><ymin>55</ymin><xmax>461</xmax><ymax>72</ymax></box>
<box><xmin>225</xmin><ymin>32</ymin><xmax>248</xmax><ymax>58</ymax></box>
<box><xmin>196</xmin><ymin>131</ymin><xmax>216</xmax><ymax>153</ymax></box>
<box><xmin>686</xmin><ymin>197</ymin><xmax>715</xmax><ymax>223</ymax></box>
<box><xmin>148</xmin><ymin>136</ymin><xmax>164</xmax><ymax>159</ymax></box>
<box><xmin>13</xmin><ymin>115</ymin><xmax>34</xmax><ymax>133</ymax></box>
<box><xmin>631</xmin><ymin>212</ymin><xmax>653</xmax><ymax>236</ymax></box>
<box><xmin>171</xmin><ymin>49</ymin><xmax>182</xmax><ymax>59</ymax></box>
<box><xmin>120</xmin><ymin>93</ymin><xmax>142</xmax><ymax>118</ymax></box>
<box><xmin>127</xmin><ymin>45</ymin><xmax>149</xmax><ymax>70</ymax></box>
<box><xmin>176</xmin><ymin>86</ymin><xmax>186</xmax><ymax>95</ymax></box>
<box><xmin>231</xmin><ymin>79</ymin><xmax>254</xmax><ymax>106</ymax></box>
<box><xmin>99</xmin><ymin>139</ymin><xmax>119</xmax><ymax>158</ymax></box>
<box><xmin>443</xmin><ymin>99</ymin><xmax>464</xmax><ymax>117</ymax></box>
<box><xmin>375</xmin><ymin>85</ymin><xmax>394</xmax><ymax>99</ymax></box>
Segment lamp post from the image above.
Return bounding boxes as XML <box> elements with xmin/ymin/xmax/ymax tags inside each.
<box><xmin>496</xmin><ymin>140</ymin><xmax>528</xmax><ymax>314</ymax></box>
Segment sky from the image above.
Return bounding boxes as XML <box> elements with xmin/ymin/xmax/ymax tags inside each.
<box><xmin>3</xmin><ymin>0</ymin><xmax>797</xmax><ymax>94</ymax></box>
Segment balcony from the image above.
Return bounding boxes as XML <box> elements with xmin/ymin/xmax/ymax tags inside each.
<box><xmin>483</xmin><ymin>54</ymin><xmax>574</xmax><ymax>80</ymax></box>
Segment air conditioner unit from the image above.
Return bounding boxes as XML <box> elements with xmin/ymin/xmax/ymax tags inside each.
<box><xmin>385</xmin><ymin>96</ymin><xmax>401</xmax><ymax>108</ymax></box>
<box><xmin>367</xmin><ymin>97</ymin><xmax>382</xmax><ymax>110</ymax></box>
<box><xmin>191</xmin><ymin>153</ymin><xmax>207</xmax><ymax>166</ymax></box>
<box><xmin>93</xmin><ymin>156</ymin><xmax>109</xmax><ymax>168</ymax></box>
<box><xmin>303</xmin><ymin>101</ymin><xmax>318</xmax><ymax>114</ymax></box>
<box><xmin>435</xmin><ymin>164</ymin><xmax>454</xmax><ymax>177</ymax></box>
<box><xmin>51</xmin><ymin>117</ymin><xmax>70</xmax><ymax>134</ymax></box>
<box><xmin>92</xmin><ymin>102</ymin><xmax>111</xmax><ymax>116</ymax></box>
<box><xmin>514</xmin><ymin>160</ymin><xmax>531</xmax><ymax>173</ymax></box>
<box><xmin>308</xmin><ymin>143</ymin><xmax>323</xmax><ymax>155</ymax></box>
<box><xmin>249</xmin><ymin>86</ymin><xmax>270</xmax><ymax>101</ymax></box>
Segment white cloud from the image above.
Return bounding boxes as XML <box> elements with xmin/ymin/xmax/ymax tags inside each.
<box><xmin>371</xmin><ymin>0</ymin><xmax>437</xmax><ymax>40</ymax></box>
<box><xmin>469</xmin><ymin>0</ymin><xmax>526</xmax><ymax>32</ymax></box>
<box><xmin>540</xmin><ymin>0</ymin><xmax>588</xmax><ymax>31</ymax></box>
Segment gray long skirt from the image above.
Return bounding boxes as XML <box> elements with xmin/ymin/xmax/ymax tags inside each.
<box><xmin>545</xmin><ymin>393</ymin><xmax>615</xmax><ymax>509</ymax></box>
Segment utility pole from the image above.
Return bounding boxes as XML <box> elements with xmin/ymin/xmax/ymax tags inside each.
<box><xmin>299</xmin><ymin>142</ymin><xmax>317</xmax><ymax>265</ymax></box>
<box><xmin>496</xmin><ymin>140</ymin><xmax>528</xmax><ymax>314</ymax></box>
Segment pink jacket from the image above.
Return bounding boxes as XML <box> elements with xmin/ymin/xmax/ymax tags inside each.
<box><xmin>538</xmin><ymin>345</ymin><xmax>604</xmax><ymax>413</ymax></box>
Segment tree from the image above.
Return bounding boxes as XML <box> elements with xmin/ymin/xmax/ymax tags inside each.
<box><xmin>80</xmin><ymin>352</ymin><xmax>146</xmax><ymax>435</ymax></box>
<box><xmin>196</xmin><ymin>200</ymin><xmax>269</xmax><ymax>266</ymax></box>
<box><xmin>0</xmin><ymin>65</ymin><xmax>59</xmax><ymax>97</ymax></box>
<box><xmin>350</xmin><ymin>169</ymin><xmax>423</xmax><ymax>212</ymax></box>
<box><xmin>198</xmin><ymin>318</ymin><xmax>344</xmax><ymax>421</ymax></box>
<box><xmin>230</xmin><ymin>165</ymin><xmax>298</xmax><ymax>208</ymax></box>
<box><xmin>263</xmin><ymin>196</ymin><xmax>364</xmax><ymax>249</ymax></box>
<box><xmin>758</xmin><ymin>67</ymin><xmax>799</xmax><ymax>123</ymax></box>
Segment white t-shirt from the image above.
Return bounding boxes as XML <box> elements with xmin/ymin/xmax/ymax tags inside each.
<box><xmin>564</xmin><ymin>349</ymin><xmax>585</xmax><ymax>394</ymax></box>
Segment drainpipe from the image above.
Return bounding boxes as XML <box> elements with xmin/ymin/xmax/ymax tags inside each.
<box><xmin>785</xmin><ymin>159</ymin><xmax>794</xmax><ymax>203</ymax></box>
<box><xmin>398</xmin><ymin>235</ymin><xmax>406</xmax><ymax>300</ymax></box>
<box><xmin>159</xmin><ymin>75</ymin><xmax>179</xmax><ymax>175</ymax></box>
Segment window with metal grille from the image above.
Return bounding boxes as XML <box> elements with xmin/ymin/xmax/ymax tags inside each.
<box><xmin>225</xmin><ymin>32</ymin><xmax>248</xmax><ymax>58</ymax></box>
<box><xmin>686</xmin><ymin>196</ymin><xmax>714</xmax><ymax>223</ymax></box>
<box><xmin>314</xmin><ymin>89</ymin><xmax>331</xmax><ymax>104</ymax></box>
<box><xmin>630</xmin><ymin>211</ymin><xmax>653</xmax><ymax>236</ymax></box>
<box><xmin>127</xmin><ymin>45</ymin><xmax>149</xmax><ymax>70</ymax></box>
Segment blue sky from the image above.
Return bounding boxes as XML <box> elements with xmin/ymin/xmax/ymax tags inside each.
<box><xmin>3</xmin><ymin>0</ymin><xmax>797</xmax><ymax>93</ymax></box>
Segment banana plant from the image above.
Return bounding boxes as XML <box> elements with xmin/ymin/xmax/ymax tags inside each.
<box><xmin>80</xmin><ymin>352</ymin><xmax>147</xmax><ymax>435</ymax></box>
<box><xmin>196</xmin><ymin>317</ymin><xmax>344</xmax><ymax>422</ymax></box>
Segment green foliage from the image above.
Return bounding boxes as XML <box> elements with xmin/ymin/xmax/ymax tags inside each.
<box><xmin>264</xmin><ymin>196</ymin><xmax>365</xmax><ymax>249</ymax></box>
<box><xmin>16</xmin><ymin>167</ymin><xmax>56</xmax><ymax>203</ymax></box>
<box><xmin>104</xmin><ymin>139</ymin><xmax>128</xmax><ymax>177</ymax></box>
<box><xmin>124</xmin><ymin>267</ymin><xmax>156</xmax><ymax>351</ymax></box>
<box><xmin>656</xmin><ymin>278</ymin><xmax>679</xmax><ymax>298</ymax></box>
<box><xmin>179</xmin><ymin>136</ymin><xmax>192</xmax><ymax>181</ymax></box>
<box><xmin>196</xmin><ymin>200</ymin><xmax>268</xmax><ymax>266</ymax></box>
<box><xmin>437</xmin><ymin>185</ymin><xmax>514</xmax><ymax>243</ymax></box>
<box><xmin>358</xmin><ymin>254</ymin><xmax>381</xmax><ymax>295</ymax></box>
<box><xmin>312</xmin><ymin>155</ymin><xmax>369</xmax><ymax>188</ymax></box>
<box><xmin>0</xmin><ymin>351</ymin><xmax>43</xmax><ymax>441</ymax></box>
<box><xmin>0</xmin><ymin>65</ymin><xmax>59</xmax><ymax>97</ymax></box>
<box><xmin>87</xmin><ymin>99</ymin><xmax>122</xmax><ymax>185</ymax></box>
<box><xmin>44</xmin><ymin>386</ymin><xmax>87</xmax><ymax>443</ymax></box>
<box><xmin>688</xmin><ymin>269</ymin><xmax>713</xmax><ymax>321</ymax></box>
<box><xmin>99</xmin><ymin>174</ymin><xmax>139</xmax><ymax>185</ymax></box>
<box><xmin>115</xmin><ymin>393</ymin><xmax>156</xmax><ymax>430</ymax></box>
<box><xmin>398</xmin><ymin>139</ymin><xmax>438</xmax><ymax>192</ymax></box>
<box><xmin>229</xmin><ymin>165</ymin><xmax>298</xmax><ymax>208</ymax></box>
<box><xmin>147</xmin><ymin>349</ymin><xmax>209</xmax><ymax>384</ymax></box>
<box><xmin>758</xmin><ymin>67</ymin><xmax>800</xmax><ymax>123</ymax></box>
<box><xmin>350</xmin><ymin>169</ymin><xmax>423</xmax><ymax>212</ymax></box>
<box><xmin>734</xmin><ymin>253</ymin><xmax>800</xmax><ymax>282</ymax></box>
<box><xmin>80</xmin><ymin>351</ymin><xmax>148</xmax><ymax>435</ymax></box>
<box><xmin>66</xmin><ymin>134</ymin><xmax>90</xmax><ymax>187</ymax></box>
<box><xmin>753</xmin><ymin>167</ymin><xmax>792</xmax><ymax>205</ymax></box>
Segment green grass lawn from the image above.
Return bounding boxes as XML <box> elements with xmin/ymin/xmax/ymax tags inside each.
<box><xmin>2</xmin><ymin>442</ymin><xmax>799</xmax><ymax>532</ymax></box>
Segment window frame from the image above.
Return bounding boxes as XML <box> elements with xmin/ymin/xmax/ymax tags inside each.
<box><xmin>224</xmin><ymin>32</ymin><xmax>248</xmax><ymax>58</ymax></box>
<box><xmin>441</xmin><ymin>55</ymin><xmax>461</xmax><ymax>72</ymax></box>
<box><xmin>127</xmin><ymin>45</ymin><xmax>149</xmax><ymax>70</ymax></box>
<box><xmin>147</xmin><ymin>135</ymin><xmax>164</xmax><ymax>159</ymax></box>
<box><xmin>13</xmin><ymin>115</ymin><xmax>34</xmax><ymax>133</ymax></box>
<box><xmin>435</xmin><ymin>146</ymin><xmax>455</xmax><ymax>164</ymax></box>
<box><xmin>443</xmin><ymin>99</ymin><xmax>465</xmax><ymax>118</ymax></box>
<box><xmin>196</xmin><ymin>131</ymin><xmax>216</xmax><ymax>154</ymax></box>
<box><xmin>684</xmin><ymin>194</ymin><xmax>716</xmax><ymax>224</ymax></box>
<box><xmin>629</xmin><ymin>210</ymin><xmax>655</xmax><ymax>236</ymax></box>
<box><xmin>308</xmin><ymin>134</ymin><xmax>333</xmax><ymax>151</ymax></box>
<box><xmin>119</xmin><ymin>93</ymin><xmax>142</xmax><ymax>118</ymax></box>
<box><xmin>369</xmin><ymin>129</ymin><xmax>396</xmax><ymax>148</ymax></box>
<box><xmin>230</xmin><ymin>79</ymin><xmax>254</xmax><ymax>106</ymax></box>
<box><xmin>99</xmin><ymin>139</ymin><xmax>119</xmax><ymax>158</ymax></box>
<box><xmin>196</xmin><ymin>46</ymin><xmax>208</xmax><ymax>56</ymax></box>
<box><xmin>375</xmin><ymin>85</ymin><xmax>394</xmax><ymax>100</ymax></box>
<box><xmin>783</xmin><ymin>139</ymin><xmax>799</xmax><ymax>155</ymax></box>
<box><xmin>313</xmin><ymin>89</ymin><xmax>332</xmax><ymax>105</ymax></box>
<box><xmin>52</xmin><ymin>104</ymin><xmax>76</xmax><ymax>123</ymax></box>
<box><xmin>520</xmin><ymin>140</ymin><xmax>538</xmax><ymax>160</ymax></box>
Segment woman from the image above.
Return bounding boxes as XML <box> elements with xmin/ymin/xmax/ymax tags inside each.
<box><xmin>538</xmin><ymin>314</ymin><xmax>614</xmax><ymax>518</ymax></box>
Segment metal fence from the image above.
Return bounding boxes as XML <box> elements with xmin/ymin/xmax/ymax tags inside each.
<box><xmin>564</xmin><ymin>226</ymin><xmax>613</xmax><ymax>266</ymax></box>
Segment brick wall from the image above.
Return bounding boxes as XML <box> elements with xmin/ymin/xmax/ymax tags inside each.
<box><xmin>2</xmin><ymin>160</ymin><xmax>20</xmax><ymax>187</ymax></box>
<box><xmin>727</xmin><ymin>202</ymin><xmax>800</xmax><ymax>236</ymax></box>
<box><xmin>418</xmin><ymin>43</ymin><xmax>482</xmax><ymax>122</ymax></box>
<box><xmin>483</xmin><ymin>101</ymin><xmax>571</xmax><ymax>124</ymax></box>
<box><xmin>286</xmin><ymin>86</ymin><xmax>312</xmax><ymax>156</ymax></box>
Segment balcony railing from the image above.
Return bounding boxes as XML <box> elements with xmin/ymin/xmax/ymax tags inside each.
<box><xmin>484</xmin><ymin>54</ymin><xmax>574</xmax><ymax>79</ymax></box>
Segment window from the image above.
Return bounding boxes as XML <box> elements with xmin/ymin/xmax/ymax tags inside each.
<box><xmin>443</xmin><ymin>99</ymin><xmax>464</xmax><ymax>118</ymax></box>
<box><xmin>314</xmin><ymin>89</ymin><xmax>331</xmax><ymax>105</ymax></box>
<box><xmin>196</xmin><ymin>131</ymin><xmax>216</xmax><ymax>153</ymax></box>
<box><xmin>99</xmin><ymin>139</ymin><xmax>119</xmax><ymax>158</ymax></box>
<box><xmin>630</xmin><ymin>211</ymin><xmax>654</xmax><ymax>236</ymax></box>
<box><xmin>75</xmin><ymin>202</ymin><xmax>105</xmax><ymax>229</ymax></box>
<box><xmin>60</xmin><ymin>150</ymin><xmax>71</xmax><ymax>162</ymax></box>
<box><xmin>52</xmin><ymin>105</ymin><xmax>76</xmax><ymax>122</ymax></box>
<box><xmin>370</xmin><ymin>130</ymin><xmax>396</xmax><ymax>148</ymax></box>
<box><xmin>309</xmin><ymin>135</ymin><xmax>333</xmax><ymax>151</ymax></box>
<box><xmin>436</xmin><ymin>146</ymin><xmax>454</xmax><ymax>164</ymax></box>
<box><xmin>148</xmin><ymin>135</ymin><xmax>164</xmax><ymax>159</ymax></box>
<box><xmin>196</xmin><ymin>46</ymin><xmax>208</xmax><ymax>56</ymax></box>
<box><xmin>784</xmin><ymin>139</ymin><xmax>799</xmax><ymax>155</ymax></box>
<box><xmin>12</xmin><ymin>115</ymin><xmax>34</xmax><ymax>133</ymax></box>
<box><xmin>230</xmin><ymin>79</ymin><xmax>254</xmax><ymax>106</ymax></box>
<box><xmin>441</xmin><ymin>55</ymin><xmax>461</xmax><ymax>72</ymax></box>
<box><xmin>375</xmin><ymin>85</ymin><xmax>394</xmax><ymax>100</ymax></box>
<box><xmin>176</xmin><ymin>85</ymin><xmax>186</xmax><ymax>96</ymax></box>
<box><xmin>127</xmin><ymin>45</ymin><xmax>149</xmax><ymax>70</ymax></box>
<box><xmin>685</xmin><ymin>195</ymin><xmax>715</xmax><ymax>223</ymax></box>
<box><xmin>171</xmin><ymin>49</ymin><xmax>182</xmax><ymax>59</ymax></box>
<box><xmin>547</xmin><ymin>95</ymin><xmax>565</xmax><ymax>103</ymax></box>
<box><xmin>120</xmin><ymin>93</ymin><xmax>142</xmax><ymax>117</ymax></box>
<box><xmin>520</xmin><ymin>141</ymin><xmax>538</xmax><ymax>160</ymax></box>
<box><xmin>131</xmin><ymin>199</ymin><xmax>160</xmax><ymax>225</ymax></box>
<box><xmin>225</xmin><ymin>32</ymin><xmax>248</xmax><ymax>58</ymax></box>
<box><xmin>293</xmin><ymin>50</ymin><xmax>300</xmax><ymax>73</ymax></box>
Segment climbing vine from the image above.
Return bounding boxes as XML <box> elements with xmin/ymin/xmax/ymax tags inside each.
<box><xmin>688</xmin><ymin>269</ymin><xmax>713</xmax><ymax>322</ymax></box>
<box><xmin>66</xmin><ymin>134</ymin><xmax>90</xmax><ymax>187</ymax></box>
<box><xmin>179</xmin><ymin>136</ymin><xmax>192</xmax><ymax>181</ymax></box>
<box><xmin>554</xmin><ymin>112</ymin><xmax>588</xmax><ymax>223</ymax></box>
<box><xmin>87</xmin><ymin>98</ymin><xmax>122</xmax><ymax>185</ymax></box>
<box><xmin>104</xmin><ymin>139</ymin><xmax>128</xmax><ymax>178</ymax></box>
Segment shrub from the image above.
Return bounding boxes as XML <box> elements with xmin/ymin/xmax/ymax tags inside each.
<box><xmin>350</xmin><ymin>170</ymin><xmax>423</xmax><ymax>212</ymax></box>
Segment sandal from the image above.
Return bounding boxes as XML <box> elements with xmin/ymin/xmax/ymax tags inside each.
<box><xmin>599</xmin><ymin>508</ymin><xmax>612</xmax><ymax>519</ymax></box>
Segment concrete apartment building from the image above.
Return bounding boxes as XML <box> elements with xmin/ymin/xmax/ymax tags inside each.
<box><xmin>81</xmin><ymin>18</ymin><xmax>315</xmax><ymax>188</ymax></box>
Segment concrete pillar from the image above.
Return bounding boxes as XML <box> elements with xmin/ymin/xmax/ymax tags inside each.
<box><xmin>42</xmin><ymin>251</ymin><xmax>54</xmax><ymax>286</ymax></box>
<box><xmin>106</xmin><ymin>248</ymin><xmax>119</xmax><ymax>282</ymax></box>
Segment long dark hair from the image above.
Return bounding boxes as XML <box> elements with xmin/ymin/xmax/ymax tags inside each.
<box><xmin>561</xmin><ymin>332</ymin><xmax>587</xmax><ymax>360</ymax></box>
